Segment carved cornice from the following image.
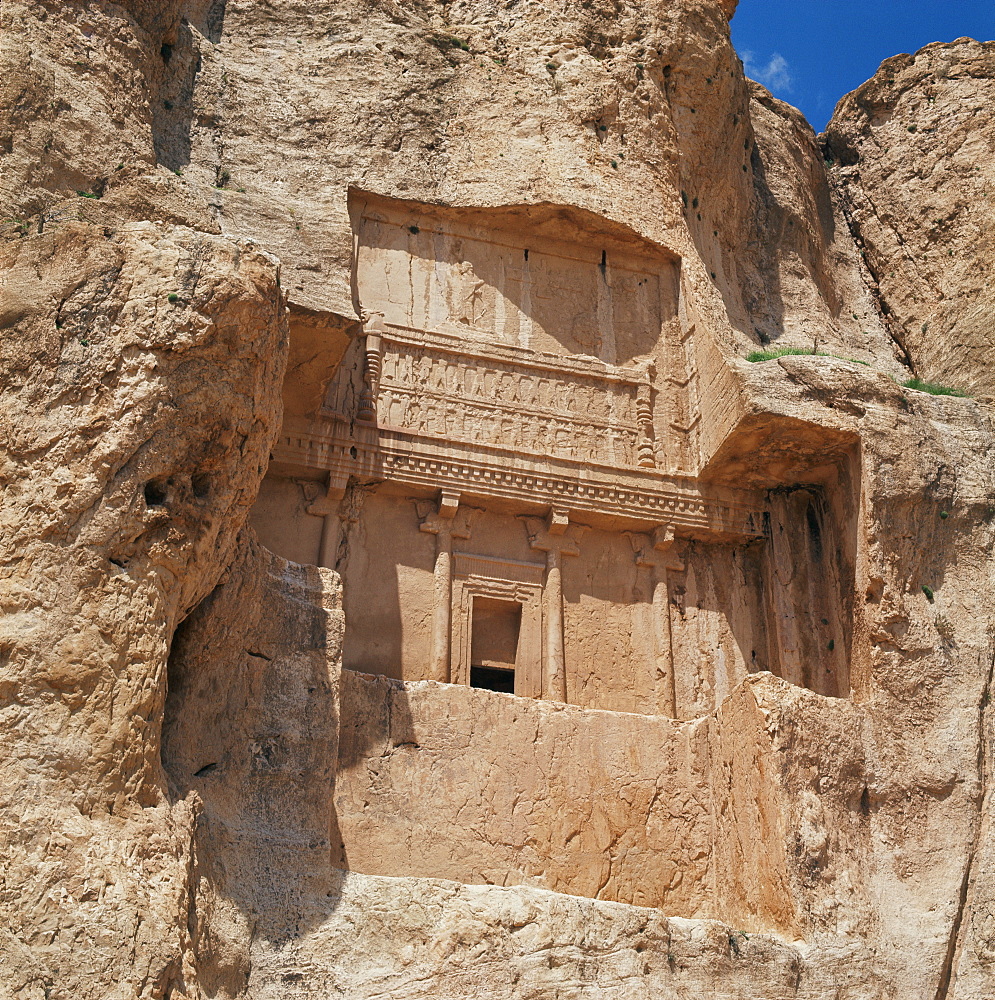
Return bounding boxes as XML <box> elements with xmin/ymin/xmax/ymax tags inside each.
<box><xmin>274</xmin><ymin>418</ymin><xmax>765</xmax><ymax>541</ymax></box>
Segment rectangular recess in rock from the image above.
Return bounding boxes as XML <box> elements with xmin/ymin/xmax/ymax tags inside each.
<box><xmin>250</xmin><ymin>193</ymin><xmax>855</xmax><ymax>715</ymax></box>
<box><xmin>469</xmin><ymin>595</ymin><xmax>520</xmax><ymax>694</ymax></box>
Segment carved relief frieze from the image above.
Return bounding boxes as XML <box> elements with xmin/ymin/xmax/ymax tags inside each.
<box><xmin>273</xmin><ymin>197</ymin><xmax>757</xmax><ymax>545</ymax></box>
<box><xmin>355</xmin><ymin>205</ymin><xmax>675</xmax><ymax>362</ymax></box>
<box><xmin>323</xmin><ymin>329</ymin><xmax>656</xmax><ymax>471</ymax></box>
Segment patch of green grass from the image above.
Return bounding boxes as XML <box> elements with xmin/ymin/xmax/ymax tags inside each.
<box><xmin>449</xmin><ymin>37</ymin><xmax>470</xmax><ymax>51</ymax></box>
<box><xmin>167</xmin><ymin>293</ymin><xmax>180</xmax><ymax>304</ymax></box>
<box><xmin>922</xmin><ymin>584</ymin><xmax>935</xmax><ymax>603</ymax></box>
<box><xmin>76</xmin><ymin>190</ymin><xmax>99</xmax><ymax>199</ymax></box>
<box><xmin>746</xmin><ymin>347</ymin><xmax>870</xmax><ymax>366</ymax></box>
<box><xmin>900</xmin><ymin>378</ymin><xmax>968</xmax><ymax>397</ymax></box>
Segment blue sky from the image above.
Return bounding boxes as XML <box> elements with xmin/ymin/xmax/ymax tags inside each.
<box><xmin>731</xmin><ymin>0</ymin><xmax>995</xmax><ymax>132</ymax></box>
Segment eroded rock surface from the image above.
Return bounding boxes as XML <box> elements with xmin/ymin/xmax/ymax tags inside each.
<box><xmin>1</xmin><ymin>1</ymin><xmax>995</xmax><ymax>999</ymax></box>
<box><xmin>825</xmin><ymin>38</ymin><xmax>995</xmax><ymax>397</ymax></box>
<box><xmin>0</xmin><ymin>221</ymin><xmax>286</xmax><ymax>997</ymax></box>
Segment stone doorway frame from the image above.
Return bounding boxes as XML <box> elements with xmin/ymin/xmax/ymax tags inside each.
<box><xmin>451</xmin><ymin>553</ymin><xmax>544</xmax><ymax>699</ymax></box>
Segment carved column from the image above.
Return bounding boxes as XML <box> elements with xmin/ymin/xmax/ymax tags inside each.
<box><xmin>629</xmin><ymin>524</ymin><xmax>685</xmax><ymax>717</ymax></box>
<box><xmin>636</xmin><ymin>363</ymin><xmax>657</xmax><ymax>468</ymax></box>
<box><xmin>306</xmin><ymin>476</ymin><xmax>349</xmax><ymax>568</ymax></box>
<box><xmin>418</xmin><ymin>491</ymin><xmax>471</xmax><ymax>683</ymax></box>
<box><xmin>307</xmin><ymin>476</ymin><xmax>367</xmax><ymax>569</ymax></box>
<box><xmin>526</xmin><ymin>509</ymin><xmax>582</xmax><ymax>703</ymax></box>
<box><xmin>357</xmin><ymin>310</ymin><xmax>385</xmax><ymax>424</ymax></box>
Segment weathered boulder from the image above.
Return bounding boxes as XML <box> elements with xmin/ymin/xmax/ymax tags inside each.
<box><xmin>0</xmin><ymin>220</ymin><xmax>286</xmax><ymax>998</ymax></box>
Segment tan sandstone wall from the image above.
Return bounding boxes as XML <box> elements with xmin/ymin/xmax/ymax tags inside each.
<box><xmin>335</xmin><ymin>668</ymin><xmax>802</xmax><ymax>932</ymax></box>
<box><xmin>161</xmin><ymin>536</ymin><xmax>343</xmax><ymax>997</ymax></box>
<box><xmin>3</xmin><ymin>0</ymin><xmax>995</xmax><ymax>998</ymax></box>
<box><xmin>0</xmin><ymin>220</ymin><xmax>287</xmax><ymax>997</ymax></box>
<box><xmin>825</xmin><ymin>37</ymin><xmax>995</xmax><ymax>997</ymax></box>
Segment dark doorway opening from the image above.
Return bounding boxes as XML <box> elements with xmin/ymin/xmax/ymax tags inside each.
<box><xmin>470</xmin><ymin>665</ymin><xmax>516</xmax><ymax>693</ymax></box>
<box><xmin>470</xmin><ymin>597</ymin><xmax>522</xmax><ymax>694</ymax></box>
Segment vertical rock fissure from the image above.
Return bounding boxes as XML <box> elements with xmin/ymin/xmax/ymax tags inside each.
<box><xmin>933</xmin><ymin>647</ymin><xmax>995</xmax><ymax>1000</ymax></box>
<box><xmin>828</xmin><ymin>177</ymin><xmax>917</xmax><ymax>374</ymax></box>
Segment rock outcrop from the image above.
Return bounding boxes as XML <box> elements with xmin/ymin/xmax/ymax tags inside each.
<box><xmin>0</xmin><ymin>221</ymin><xmax>287</xmax><ymax>997</ymax></box>
<box><xmin>825</xmin><ymin>38</ymin><xmax>995</xmax><ymax>398</ymax></box>
<box><xmin>1</xmin><ymin>2</ymin><xmax>994</xmax><ymax>999</ymax></box>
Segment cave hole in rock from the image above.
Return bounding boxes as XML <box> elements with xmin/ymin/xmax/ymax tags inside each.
<box><xmin>192</xmin><ymin>472</ymin><xmax>211</xmax><ymax>499</ymax></box>
<box><xmin>144</xmin><ymin>479</ymin><xmax>168</xmax><ymax>506</ymax></box>
<box><xmin>469</xmin><ymin>596</ymin><xmax>521</xmax><ymax>694</ymax></box>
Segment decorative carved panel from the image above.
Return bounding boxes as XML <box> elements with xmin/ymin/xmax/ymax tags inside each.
<box><xmin>324</xmin><ymin>329</ymin><xmax>653</xmax><ymax>470</ymax></box>
<box><xmin>355</xmin><ymin>205</ymin><xmax>675</xmax><ymax>363</ymax></box>
<box><xmin>451</xmin><ymin>553</ymin><xmax>544</xmax><ymax>698</ymax></box>
<box><xmin>271</xmin><ymin>194</ymin><xmax>766</xmax><ymax>541</ymax></box>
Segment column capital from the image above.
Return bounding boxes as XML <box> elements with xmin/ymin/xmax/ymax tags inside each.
<box><xmin>438</xmin><ymin>489</ymin><xmax>461</xmax><ymax>519</ymax></box>
<box><xmin>627</xmin><ymin>524</ymin><xmax>684</xmax><ymax>571</ymax></box>
<box><xmin>626</xmin><ymin>531</ymin><xmax>657</xmax><ymax>569</ymax></box>
<box><xmin>306</xmin><ymin>474</ymin><xmax>350</xmax><ymax>518</ymax></box>
<box><xmin>653</xmin><ymin>523</ymin><xmax>685</xmax><ymax>572</ymax></box>
<box><xmin>361</xmin><ymin>309</ymin><xmax>386</xmax><ymax>336</ymax></box>
<box><xmin>524</xmin><ymin>512</ymin><xmax>583</xmax><ymax>558</ymax></box>
<box><xmin>417</xmin><ymin>495</ymin><xmax>473</xmax><ymax>540</ymax></box>
<box><xmin>547</xmin><ymin>507</ymin><xmax>570</xmax><ymax>535</ymax></box>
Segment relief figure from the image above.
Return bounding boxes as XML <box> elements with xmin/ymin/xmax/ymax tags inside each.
<box><xmin>533</xmin><ymin>420</ymin><xmax>549</xmax><ymax>454</ymax></box>
<box><xmin>554</xmin><ymin>423</ymin><xmax>573</xmax><ymax>458</ymax></box>
<box><xmin>431</xmin><ymin>357</ymin><xmax>448</xmax><ymax>392</ymax></box>
<box><xmin>450</xmin><ymin>260</ymin><xmax>487</xmax><ymax>327</ymax></box>
<box><xmin>407</xmin><ymin>396</ymin><xmax>422</xmax><ymax>431</ymax></box>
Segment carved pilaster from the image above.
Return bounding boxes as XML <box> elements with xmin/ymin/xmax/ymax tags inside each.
<box><xmin>636</xmin><ymin>365</ymin><xmax>657</xmax><ymax>468</ymax></box>
<box><xmin>306</xmin><ymin>475</ymin><xmax>352</xmax><ymax>569</ymax></box>
<box><xmin>629</xmin><ymin>523</ymin><xmax>685</xmax><ymax>717</ymax></box>
<box><xmin>525</xmin><ymin>508</ymin><xmax>584</xmax><ymax>703</ymax></box>
<box><xmin>418</xmin><ymin>491</ymin><xmax>472</xmax><ymax>683</ymax></box>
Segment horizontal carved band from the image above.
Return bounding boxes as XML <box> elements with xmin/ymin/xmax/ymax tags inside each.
<box><xmin>274</xmin><ymin>421</ymin><xmax>765</xmax><ymax>541</ymax></box>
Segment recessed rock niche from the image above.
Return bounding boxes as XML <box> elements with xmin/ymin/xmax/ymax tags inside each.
<box><xmin>251</xmin><ymin>192</ymin><xmax>855</xmax><ymax>718</ymax></box>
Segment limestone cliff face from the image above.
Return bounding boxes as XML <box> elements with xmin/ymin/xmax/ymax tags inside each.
<box><xmin>825</xmin><ymin>38</ymin><xmax>995</xmax><ymax>399</ymax></box>
<box><xmin>2</xmin><ymin>0</ymin><xmax>889</xmax><ymax>361</ymax></box>
<box><xmin>824</xmin><ymin>37</ymin><xmax>995</xmax><ymax>998</ymax></box>
<box><xmin>0</xmin><ymin>221</ymin><xmax>287</xmax><ymax>996</ymax></box>
<box><xmin>2</xmin><ymin>2</ymin><xmax>995</xmax><ymax>999</ymax></box>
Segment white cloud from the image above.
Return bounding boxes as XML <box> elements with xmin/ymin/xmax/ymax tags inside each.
<box><xmin>742</xmin><ymin>50</ymin><xmax>794</xmax><ymax>93</ymax></box>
